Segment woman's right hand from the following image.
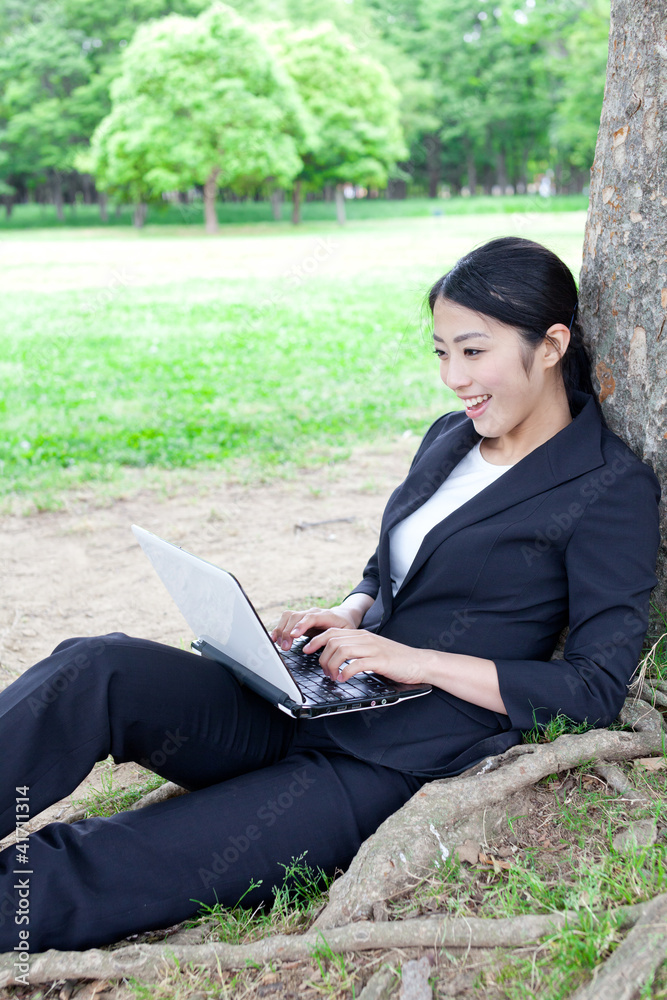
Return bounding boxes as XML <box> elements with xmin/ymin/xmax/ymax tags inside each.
<box><xmin>270</xmin><ymin>605</ymin><xmax>362</xmax><ymax>651</ymax></box>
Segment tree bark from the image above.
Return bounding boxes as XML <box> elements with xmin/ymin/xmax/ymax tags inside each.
<box><xmin>335</xmin><ymin>183</ymin><xmax>347</xmax><ymax>225</ymax></box>
<box><xmin>292</xmin><ymin>179</ymin><xmax>302</xmax><ymax>225</ymax></box>
<box><xmin>51</xmin><ymin>169</ymin><xmax>64</xmax><ymax>221</ymax></box>
<box><xmin>133</xmin><ymin>203</ymin><xmax>147</xmax><ymax>228</ymax></box>
<box><xmin>426</xmin><ymin>134</ymin><xmax>441</xmax><ymax>198</ymax></box>
<box><xmin>98</xmin><ymin>192</ymin><xmax>108</xmax><ymax>223</ymax></box>
<box><xmin>203</xmin><ymin>167</ymin><xmax>220</xmax><ymax>234</ymax></box>
<box><xmin>465</xmin><ymin>146</ymin><xmax>477</xmax><ymax>194</ymax></box>
<box><xmin>579</xmin><ymin>0</ymin><xmax>667</xmax><ymax>609</ymax></box>
<box><xmin>270</xmin><ymin>188</ymin><xmax>283</xmax><ymax>221</ymax></box>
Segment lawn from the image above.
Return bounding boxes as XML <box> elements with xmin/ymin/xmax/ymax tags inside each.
<box><xmin>0</xmin><ymin>210</ymin><xmax>587</xmax><ymax>507</ymax></box>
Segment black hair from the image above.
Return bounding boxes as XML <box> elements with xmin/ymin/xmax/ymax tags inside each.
<box><xmin>427</xmin><ymin>236</ymin><xmax>604</xmax><ymax>421</ymax></box>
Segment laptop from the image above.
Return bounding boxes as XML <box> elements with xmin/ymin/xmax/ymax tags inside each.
<box><xmin>132</xmin><ymin>524</ymin><xmax>431</xmax><ymax>719</ymax></box>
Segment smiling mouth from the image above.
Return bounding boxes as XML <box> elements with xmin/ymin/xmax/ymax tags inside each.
<box><xmin>461</xmin><ymin>394</ymin><xmax>491</xmax><ymax>413</ymax></box>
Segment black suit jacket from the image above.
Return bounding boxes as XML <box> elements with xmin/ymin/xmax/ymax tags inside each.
<box><xmin>316</xmin><ymin>390</ymin><xmax>661</xmax><ymax>777</ymax></box>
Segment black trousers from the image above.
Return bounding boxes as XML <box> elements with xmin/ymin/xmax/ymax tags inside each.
<box><xmin>0</xmin><ymin>634</ymin><xmax>425</xmax><ymax>953</ymax></box>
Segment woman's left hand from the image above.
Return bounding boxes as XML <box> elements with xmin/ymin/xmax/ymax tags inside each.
<box><xmin>303</xmin><ymin>629</ymin><xmax>429</xmax><ymax>686</ymax></box>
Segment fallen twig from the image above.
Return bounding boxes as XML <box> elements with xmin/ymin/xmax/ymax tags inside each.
<box><xmin>0</xmin><ymin>900</ymin><xmax>658</xmax><ymax>987</ymax></box>
<box><xmin>294</xmin><ymin>517</ymin><xmax>356</xmax><ymax>532</ymax></box>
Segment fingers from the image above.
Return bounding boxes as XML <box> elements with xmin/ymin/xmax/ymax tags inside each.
<box><xmin>306</xmin><ymin>630</ymin><xmax>372</xmax><ymax>681</ymax></box>
<box><xmin>270</xmin><ymin>608</ymin><xmax>346</xmax><ymax>651</ymax></box>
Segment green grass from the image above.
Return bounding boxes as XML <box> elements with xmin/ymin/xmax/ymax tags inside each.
<box><xmin>71</xmin><ymin>758</ymin><xmax>167</xmax><ymax>818</ymax></box>
<box><xmin>0</xmin><ymin>193</ymin><xmax>589</xmax><ymax>230</ymax></box>
<box><xmin>0</xmin><ymin>212</ymin><xmax>587</xmax><ymax>508</ymax></box>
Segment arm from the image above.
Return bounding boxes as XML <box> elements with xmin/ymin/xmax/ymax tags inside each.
<box><xmin>306</xmin><ymin>456</ymin><xmax>660</xmax><ymax>725</ymax></box>
<box><xmin>493</xmin><ymin>460</ymin><xmax>660</xmax><ymax>730</ymax></box>
<box><xmin>304</xmin><ymin>628</ymin><xmax>506</xmax><ymax>712</ymax></box>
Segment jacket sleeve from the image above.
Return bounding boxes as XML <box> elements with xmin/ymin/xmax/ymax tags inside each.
<box><xmin>494</xmin><ymin>459</ymin><xmax>661</xmax><ymax>732</ymax></box>
<box><xmin>345</xmin><ymin>412</ymin><xmax>454</xmax><ymax>602</ymax></box>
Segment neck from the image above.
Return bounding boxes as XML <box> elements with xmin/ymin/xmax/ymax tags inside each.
<box><xmin>480</xmin><ymin>384</ymin><xmax>573</xmax><ymax>465</ymax></box>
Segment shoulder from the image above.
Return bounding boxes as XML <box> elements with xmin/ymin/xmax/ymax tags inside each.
<box><xmin>597</xmin><ymin>425</ymin><xmax>661</xmax><ymax>502</ymax></box>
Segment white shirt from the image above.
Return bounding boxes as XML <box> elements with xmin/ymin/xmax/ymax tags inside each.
<box><xmin>389</xmin><ymin>440</ymin><xmax>513</xmax><ymax>596</ymax></box>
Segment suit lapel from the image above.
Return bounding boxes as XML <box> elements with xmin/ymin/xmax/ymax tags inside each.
<box><xmin>380</xmin><ymin>392</ymin><xmax>605</xmax><ymax>608</ymax></box>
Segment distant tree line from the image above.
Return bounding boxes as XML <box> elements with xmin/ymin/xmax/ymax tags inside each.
<box><xmin>0</xmin><ymin>0</ymin><xmax>609</xmax><ymax>226</ymax></box>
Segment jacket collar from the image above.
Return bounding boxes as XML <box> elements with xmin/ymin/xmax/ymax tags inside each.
<box><xmin>380</xmin><ymin>390</ymin><xmax>605</xmax><ymax>609</ymax></box>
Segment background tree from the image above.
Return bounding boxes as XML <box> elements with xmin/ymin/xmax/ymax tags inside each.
<box><xmin>0</xmin><ymin>0</ymin><xmax>210</xmax><ymax>214</ymax></box>
<box><xmin>551</xmin><ymin>0</ymin><xmax>611</xmax><ymax>192</ymax></box>
<box><xmin>579</xmin><ymin>0</ymin><xmax>667</xmax><ymax>609</ymax></box>
<box><xmin>268</xmin><ymin>21</ymin><xmax>407</xmax><ymax>224</ymax></box>
<box><xmin>86</xmin><ymin>4</ymin><xmax>310</xmax><ymax>231</ymax></box>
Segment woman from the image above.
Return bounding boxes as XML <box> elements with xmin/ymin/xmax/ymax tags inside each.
<box><xmin>0</xmin><ymin>237</ymin><xmax>660</xmax><ymax>955</ymax></box>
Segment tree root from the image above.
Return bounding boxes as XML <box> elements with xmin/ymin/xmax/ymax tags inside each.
<box><xmin>0</xmin><ymin>899</ymin><xmax>659</xmax><ymax>987</ymax></box>
<box><xmin>127</xmin><ymin>781</ymin><xmax>188</xmax><ymax>811</ymax></box>
<box><xmin>64</xmin><ymin>782</ymin><xmax>187</xmax><ymax>825</ymax></box>
<box><xmin>569</xmin><ymin>893</ymin><xmax>667</xmax><ymax>1000</ymax></box>
<box><xmin>592</xmin><ymin>762</ymin><xmax>654</xmax><ymax>807</ymax></box>
<box><xmin>312</xmin><ymin>700</ymin><xmax>665</xmax><ymax>929</ymax></box>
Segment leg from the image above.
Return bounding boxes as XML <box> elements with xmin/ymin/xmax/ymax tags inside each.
<box><xmin>0</xmin><ymin>748</ymin><xmax>423</xmax><ymax>952</ymax></box>
<box><xmin>0</xmin><ymin>633</ymin><xmax>296</xmax><ymax>839</ymax></box>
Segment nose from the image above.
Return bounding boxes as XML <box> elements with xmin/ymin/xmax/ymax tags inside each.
<box><xmin>441</xmin><ymin>356</ymin><xmax>472</xmax><ymax>392</ymax></box>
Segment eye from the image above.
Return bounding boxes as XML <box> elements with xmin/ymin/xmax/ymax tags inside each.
<box><xmin>464</xmin><ymin>349</ymin><xmax>483</xmax><ymax>357</ymax></box>
<box><xmin>432</xmin><ymin>348</ymin><xmax>446</xmax><ymax>358</ymax></box>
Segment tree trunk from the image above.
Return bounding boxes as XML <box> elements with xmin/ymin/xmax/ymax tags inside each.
<box><xmin>426</xmin><ymin>133</ymin><xmax>441</xmax><ymax>198</ymax></box>
<box><xmin>335</xmin><ymin>183</ymin><xmax>346</xmax><ymax>225</ymax></box>
<box><xmin>579</xmin><ymin>0</ymin><xmax>667</xmax><ymax>610</ymax></box>
<box><xmin>4</xmin><ymin>197</ymin><xmax>13</xmax><ymax>218</ymax></box>
<box><xmin>51</xmin><ymin>170</ymin><xmax>64</xmax><ymax>221</ymax></box>
<box><xmin>98</xmin><ymin>192</ymin><xmax>108</xmax><ymax>223</ymax></box>
<box><xmin>133</xmin><ymin>203</ymin><xmax>147</xmax><ymax>227</ymax></box>
<box><xmin>291</xmin><ymin>179</ymin><xmax>302</xmax><ymax>225</ymax></box>
<box><xmin>466</xmin><ymin>148</ymin><xmax>477</xmax><ymax>194</ymax></box>
<box><xmin>496</xmin><ymin>148</ymin><xmax>508</xmax><ymax>190</ymax></box>
<box><xmin>203</xmin><ymin>168</ymin><xmax>220</xmax><ymax>234</ymax></box>
<box><xmin>270</xmin><ymin>188</ymin><xmax>283</xmax><ymax>221</ymax></box>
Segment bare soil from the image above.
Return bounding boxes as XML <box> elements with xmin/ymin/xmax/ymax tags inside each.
<box><xmin>0</xmin><ymin>436</ymin><xmax>416</xmax><ymax>841</ymax></box>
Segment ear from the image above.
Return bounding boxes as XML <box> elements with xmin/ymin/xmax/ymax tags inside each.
<box><xmin>541</xmin><ymin>323</ymin><xmax>571</xmax><ymax>370</ymax></box>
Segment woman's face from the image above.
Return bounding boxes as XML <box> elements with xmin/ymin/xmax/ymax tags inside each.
<box><xmin>432</xmin><ymin>297</ymin><xmax>558</xmax><ymax>441</ymax></box>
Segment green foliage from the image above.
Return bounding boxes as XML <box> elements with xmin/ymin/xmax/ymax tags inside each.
<box><xmin>86</xmin><ymin>4</ymin><xmax>310</xmax><ymax>206</ymax></box>
<box><xmin>268</xmin><ymin>21</ymin><xmax>408</xmax><ymax>188</ymax></box>
<box><xmin>551</xmin><ymin>0</ymin><xmax>611</xmax><ymax>175</ymax></box>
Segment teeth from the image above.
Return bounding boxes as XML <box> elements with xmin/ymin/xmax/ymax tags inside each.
<box><xmin>465</xmin><ymin>395</ymin><xmax>490</xmax><ymax>406</ymax></box>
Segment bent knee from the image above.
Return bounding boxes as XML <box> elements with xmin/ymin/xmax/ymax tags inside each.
<box><xmin>50</xmin><ymin>633</ymin><xmax>130</xmax><ymax>657</ymax></box>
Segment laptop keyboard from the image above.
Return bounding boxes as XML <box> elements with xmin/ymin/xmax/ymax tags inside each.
<box><xmin>278</xmin><ymin>644</ymin><xmax>398</xmax><ymax>704</ymax></box>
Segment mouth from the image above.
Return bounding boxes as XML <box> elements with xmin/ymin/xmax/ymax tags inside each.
<box><xmin>460</xmin><ymin>394</ymin><xmax>491</xmax><ymax>418</ymax></box>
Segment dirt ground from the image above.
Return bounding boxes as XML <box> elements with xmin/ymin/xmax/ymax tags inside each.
<box><xmin>0</xmin><ymin>436</ymin><xmax>416</xmax><ymax>842</ymax></box>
